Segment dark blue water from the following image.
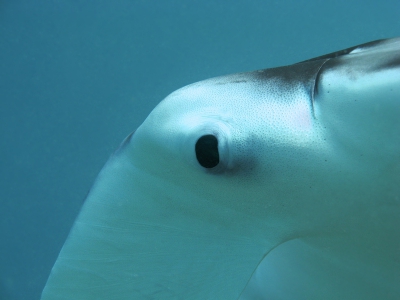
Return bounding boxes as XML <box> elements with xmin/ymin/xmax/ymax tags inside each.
<box><xmin>0</xmin><ymin>1</ymin><xmax>399</xmax><ymax>299</ymax></box>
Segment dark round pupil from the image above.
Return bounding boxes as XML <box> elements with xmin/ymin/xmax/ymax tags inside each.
<box><xmin>195</xmin><ymin>135</ymin><xmax>219</xmax><ymax>168</ymax></box>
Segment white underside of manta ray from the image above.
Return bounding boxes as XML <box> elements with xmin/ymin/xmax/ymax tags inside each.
<box><xmin>42</xmin><ymin>38</ymin><xmax>400</xmax><ymax>300</ymax></box>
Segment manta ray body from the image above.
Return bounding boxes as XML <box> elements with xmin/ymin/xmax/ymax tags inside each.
<box><xmin>42</xmin><ymin>38</ymin><xmax>400</xmax><ymax>300</ymax></box>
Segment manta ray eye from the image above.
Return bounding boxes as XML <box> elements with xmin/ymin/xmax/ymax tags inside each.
<box><xmin>195</xmin><ymin>134</ymin><xmax>219</xmax><ymax>168</ymax></box>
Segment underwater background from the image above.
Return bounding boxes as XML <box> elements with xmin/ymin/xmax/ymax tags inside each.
<box><xmin>0</xmin><ymin>1</ymin><xmax>399</xmax><ymax>299</ymax></box>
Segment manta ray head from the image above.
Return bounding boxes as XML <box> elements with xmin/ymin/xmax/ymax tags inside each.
<box><xmin>41</xmin><ymin>38</ymin><xmax>400</xmax><ymax>300</ymax></box>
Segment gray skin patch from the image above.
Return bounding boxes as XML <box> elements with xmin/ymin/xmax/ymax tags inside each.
<box><xmin>376</xmin><ymin>56</ymin><xmax>400</xmax><ymax>71</ymax></box>
<box><xmin>241</xmin><ymin>38</ymin><xmax>399</xmax><ymax>114</ymax></box>
<box><xmin>248</xmin><ymin>60</ymin><xmax>326</xmax><ymax>117</ymax></box>
<box><xmin>300</xmin><ymin>39</ymin><xmax>387</xmax><ymax>62</ymax></box>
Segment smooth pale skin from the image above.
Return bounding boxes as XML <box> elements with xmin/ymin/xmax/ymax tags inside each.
<box><xmin>42</xmin><ymin>38</ymin><xmax>400</xmax><ymax>299</ymax></box>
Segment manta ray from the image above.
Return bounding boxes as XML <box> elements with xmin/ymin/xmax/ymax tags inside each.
<box><xmin>41</xmin><ymin>38</ymin><xmax>400</xmax><ymax>300</ymax></box>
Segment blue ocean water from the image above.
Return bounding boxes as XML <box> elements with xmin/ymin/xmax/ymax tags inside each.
<box><xmin>0</xmin><ymin>1</ymin><xmax>399</xmax><ymax>299</ymax></box>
